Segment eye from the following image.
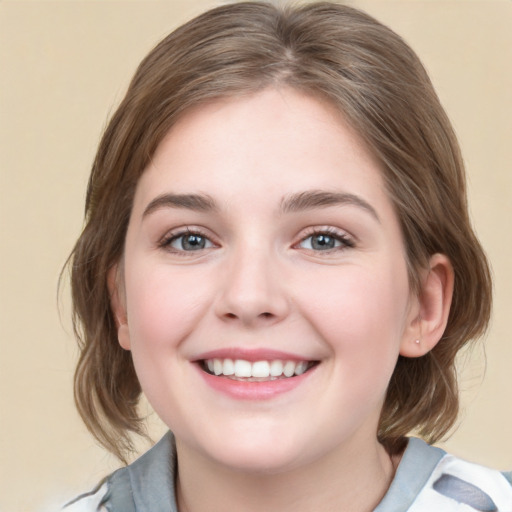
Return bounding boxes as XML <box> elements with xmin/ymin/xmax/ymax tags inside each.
<box><xmin>161</xmin><ymin>230</ymin><xmax>215</xmax><ymax>252</ymax></box>
<box><xmin>298</xmin><ymin>230</ymin><xmax>354</xmax><ymax>252</ymax></box>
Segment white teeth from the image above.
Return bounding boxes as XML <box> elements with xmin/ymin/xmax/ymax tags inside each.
<box><xmin>251</xmin><ymin>361</ymin><xmax>270</xmax><ymax>378</ymax></box>
<box><xmin>204</xmin><ymin>358</ymin><xmax>311</xmax><ymax>379</ymax></box>
<box><xmin>283</xmin><ymin>361</ymin><xmax>296</xmax><ymax>377</ymax></box>
<box><xmin>270</xmin><ymin>360</ymin><xmax>284</xmax><ymax>377</ymax></box>
<box><xmin>213</xmin><ymin>358</ymin><xmax>223</xmax><ymax>376</ymax></box>
<box><xmin>223</xmin><ymin>358</ymin><xmax>235</xmax><ymax>376</ymax></box>
<box><xmin>294</xmin><ymin>361</ymin><xmax>308</xmax><ymax>376</ymax></box>
<box><xmin>234</xmin><ymin>359</ymin><xmax>252</xmax><ymax>377</ymax></box>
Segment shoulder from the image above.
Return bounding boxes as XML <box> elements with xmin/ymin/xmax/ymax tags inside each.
<box><xmin>63</xmin><ymin>482</ymin><xmax>109</xmax><ymax>512</ymax></box>
<box><xmin>378</xmin><ymin>437</ymin><xmax>512</xmax><ymax>512</ymax></box>
<box><xmin>62</xmin><ymin>432</ymin><xmax>177</xmax><ymax>512</ymax></box>
<box><xmin>415</xmin><ymin>450</ymin><xmax>512</xmax><ymax>511</ymax></box>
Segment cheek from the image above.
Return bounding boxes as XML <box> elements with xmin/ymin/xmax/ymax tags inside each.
<box><xmin>297</xmin><ymin>261</ymin><xmax>410</xmax><ymax>357</ymax></box>
<box><xmin>123</xmin><ymin>263</ymin><xmax>212</xmax><ymax>354</ymax></box>
<box><xmin>121</xmin><ymin>264</ymin><xmax>212</xmax><ymax>415</ymax></box>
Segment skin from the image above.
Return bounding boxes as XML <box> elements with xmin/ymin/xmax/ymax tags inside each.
<box><xmin>110</xmin><ymin>88</ymin><xmax>453</xmax><ymax>512</ymax></box>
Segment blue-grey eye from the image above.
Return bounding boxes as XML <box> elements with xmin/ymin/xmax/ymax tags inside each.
<box><xmin>170</xmin><ymin>233</ymin><xmax>213</xmax><ymax>251</ymax></box>
<box><xmin>299</xmin><ymin>233</ymin><xmax>347</xmax><ymax>251</ymax></box>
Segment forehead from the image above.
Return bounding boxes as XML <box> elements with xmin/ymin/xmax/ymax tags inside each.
<box><xmin>132</xmin><ymin>87</ymin><xmax>388</xmax><ymax>214</ymax></box>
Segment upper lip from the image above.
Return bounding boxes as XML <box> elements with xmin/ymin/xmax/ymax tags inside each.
<box><xmin>192</xmin><ymin>348</ymin><xmax>317</xmax><ymax>363</ymax></box>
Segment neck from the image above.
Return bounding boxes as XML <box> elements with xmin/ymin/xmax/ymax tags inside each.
<box><xmin>175</xmin><ymin>436</ymin><xmax>397</xmax><ymax>512</ymax></box>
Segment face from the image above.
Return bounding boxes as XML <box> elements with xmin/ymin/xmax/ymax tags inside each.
<box><xmin>115</xmin><ymin>88</ymin><xmax>418</xmax><ymax>474</ymax></box>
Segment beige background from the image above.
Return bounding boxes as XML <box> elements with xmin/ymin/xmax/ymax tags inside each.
<box><xmin>1</xmin><ymin>1</ymin><xmax>511</xmax><ymax>510</ymax></box>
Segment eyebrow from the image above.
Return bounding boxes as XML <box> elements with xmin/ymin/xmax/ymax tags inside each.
<box><xmin>280</xmin><ymin>190</ymin><xmax>380</xmax><ymax>222</ymax></box>
<box><xmin>142</xmin><ymin>189</ymin><xmax>379</xmax><ymax>222</ymax></box>
<box><xmin>143</xmin><ymin>193</ymin><xmax>217</xmax><ymax>217</ymax></box>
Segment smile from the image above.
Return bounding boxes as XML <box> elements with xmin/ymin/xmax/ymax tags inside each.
<box><xmin>202</xmin><ymin>358</ymin><xmax>316</xmax><ymax>380</ymax></box>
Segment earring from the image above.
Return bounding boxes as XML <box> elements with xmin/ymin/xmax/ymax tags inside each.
<box><xmin>414</xmin><ymin>339</ymin><xmax>420</xmax><ymax>344</ymax></box>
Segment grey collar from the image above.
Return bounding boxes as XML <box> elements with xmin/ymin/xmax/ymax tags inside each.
<box><xmin>104</xmin><ymin>431</ymin><xmax>178</xmax><ymax>512</ymax></box>
<box><xmin>104</xmin><ymin>433</ymin><xmax>445</xmax><ymax>512</ymax></box>
<box><xmin>374</xmin><ymin>437</ymin><xmax>445</xmax><ymax>512</ymax></box>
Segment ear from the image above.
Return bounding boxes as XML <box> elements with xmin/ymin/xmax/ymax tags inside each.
<box><xmin>107</xmin><ymin>264</ymin><xmax>131</xmax><ymax>351</ymax></box>
<box><xmin>400</xmin><ymin>254</ymin><xmax>454</xmax><ymax>358</ymax></box>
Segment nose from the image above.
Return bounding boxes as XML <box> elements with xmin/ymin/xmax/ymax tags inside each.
<box><xmin>214</xmin><ymin>244</ymin><xmax>290</xmax><ymax>327</ymax></box>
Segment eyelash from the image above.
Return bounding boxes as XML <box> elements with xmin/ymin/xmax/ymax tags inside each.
<box><xmin>158</xmin><ymin>226</ymin><xmax>355</xmax><ymax>255</ymax></box>
<box><xmin>296</xmin><ymin>227</ymin><xmax>355</xmax><ymax>253</ymax></box>
<box><xmin>158</xmin><ymin>228</ymin><xmax>216</xmax><ymax>255</ymax></box>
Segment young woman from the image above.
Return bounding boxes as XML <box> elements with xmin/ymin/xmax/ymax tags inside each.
<box><xmin>65</xmin><ymin>2</ymin><xmax>512</xmax><ymax>511</ymax></box>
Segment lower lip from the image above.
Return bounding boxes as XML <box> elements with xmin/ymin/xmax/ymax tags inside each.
<box><xmin>196</xmin><ymin>365</ymin><xmax>316</xmax><ymax>400</ymax></box>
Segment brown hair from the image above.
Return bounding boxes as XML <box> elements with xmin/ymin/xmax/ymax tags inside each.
<box><xmin>68</xmin><ymin>1</ymin><xmax>492</xmax><ymax>461</ymax></box>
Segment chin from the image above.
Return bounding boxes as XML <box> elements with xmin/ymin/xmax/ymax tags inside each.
<box><xmin>197</xmin><ymin>427</ymin><xmax>313</xmax><ymax>475</ymax></box>
<box><xmin>214</xmin><ymin>449</ymin><xmax>303</xmax><ymax>475</ymax></box>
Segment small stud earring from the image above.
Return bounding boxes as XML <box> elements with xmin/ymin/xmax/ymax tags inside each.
<box><xmin>414</xmin><ymin>339</ymin><xmax>420</xmax><ymax>344</ymax></box>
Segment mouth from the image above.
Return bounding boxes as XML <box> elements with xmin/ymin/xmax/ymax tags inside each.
<box><xmin>200</xmin><ymin>358</ymin><xmax>319</xmax><ymax>381</ymax></box>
